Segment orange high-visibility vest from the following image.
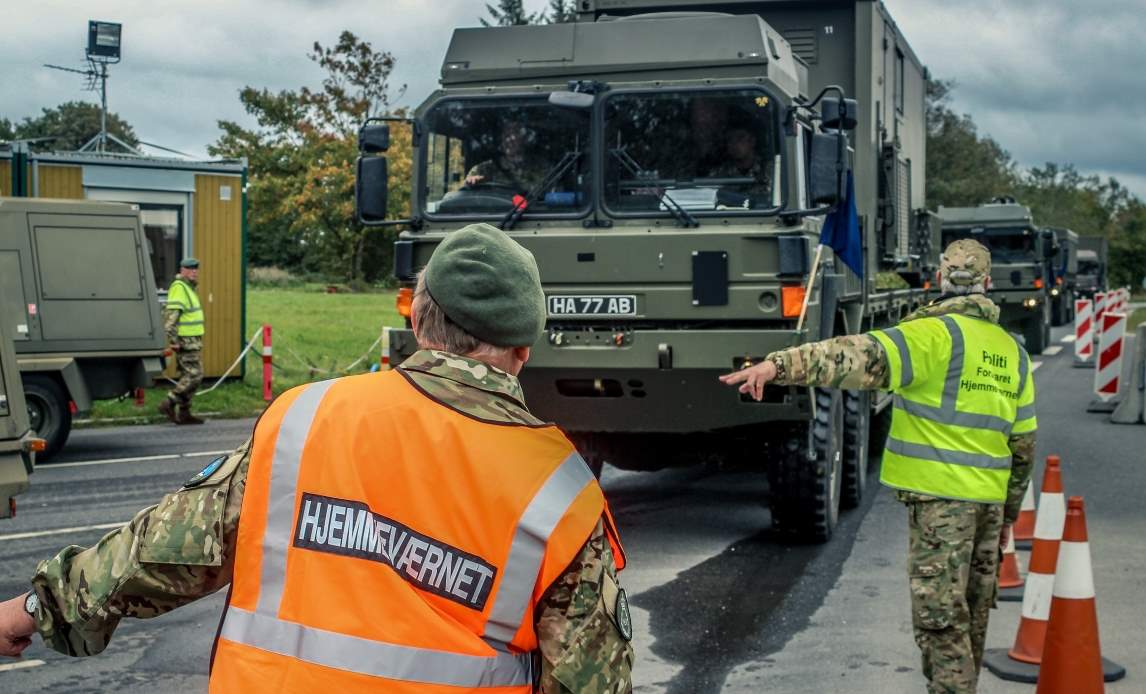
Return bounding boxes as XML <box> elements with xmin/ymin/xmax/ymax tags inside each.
<box><xmin>211</xmin><ymin>369</ymin><xmax>624</xmax><ymax>693</ymax></box>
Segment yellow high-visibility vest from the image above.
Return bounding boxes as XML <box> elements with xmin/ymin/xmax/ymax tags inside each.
<box><xmin>167</xmin><ymin>278</ymin><xmax>205</xmax><ymax>337</ymax></box>
<box><xmin>871</xmin><ymin>313</ymin><xmax>1037</xmax><ymax>503</ymax></box>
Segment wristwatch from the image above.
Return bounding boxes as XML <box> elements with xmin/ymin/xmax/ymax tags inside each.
<box><xmin>24</xmin><ymin>592</ymin><xmax>39</xmax><ymax>617</ymax></box>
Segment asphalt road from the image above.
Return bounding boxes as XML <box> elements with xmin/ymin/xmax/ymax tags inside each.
<box><xmin>1</xmin><ymin>324</ymin><xmax>1142</xmax><ymax>692</ymax></box>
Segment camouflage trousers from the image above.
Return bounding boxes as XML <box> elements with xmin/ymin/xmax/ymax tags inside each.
<box><xmin>906</xmin><ymin>498</ymin><xmax>1004</xmax><ymax>694</ymax></box>
<box><xmin>169</xmin><ymin>337</ymin><xmax>203</xmax><ymax>405</ymax></box>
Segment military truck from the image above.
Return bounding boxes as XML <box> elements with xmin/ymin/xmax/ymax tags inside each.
<box><xmin>356</xmin><ymin>0</ymin><xmax>938</xmax><ymax>541</ymax></box>
<box><xmin>0</xmin><ymin>315</ymin><xmax>41</xmax><ymax>518</ymax></box>
<box><xmin>938</xmin><ymin>199</ymin><xmax>1056</xmax><ymax>353</ymax></box>
<box><xmin>1076</xmin><ymin>235</ymin><xmax>1108</xmax><ymax>300</ymax></box>
<box><xmin>1048</xmin><ymin>227</ymin><xmax>1078</xmax><ymax>326</ymax></box>
<box><xmin>0</xmin><ymin>198</ymin><xmax>166</xmax><ymax>458</ymax></box>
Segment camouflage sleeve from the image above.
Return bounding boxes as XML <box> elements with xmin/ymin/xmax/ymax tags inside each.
<box><xmin>766</xmin><ymin>334</ymin><xmax>891</xmax><ymax>390</ymax></box>
<box><xmin>466</xmin><ymin>159</ymin><xmax>496</xmax><ymax>182</ymax></box>
<box><xmin>1004</xmin><ymin>432</ymin><xmax>1037</xmax><ymax>524</ymax></box>
<box><xmin>536</xmin><ymin>519</ymin><xmax>634</xmax><ymax>694</ymax></box>
<box><xmin>164</xmin><ymin>308</ymin><xmax>180</xmax><ymax>345</ymax></box>
<box><xmin>29</xmin><ymin>441</ymin><xmax>251</xmax><ymax>657</ymax></box>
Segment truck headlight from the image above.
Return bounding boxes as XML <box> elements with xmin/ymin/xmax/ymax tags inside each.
<box><xmin>1023</xmin><ymin>298</ymin><xmax>1039</xmax><ymax>309</ymax></box>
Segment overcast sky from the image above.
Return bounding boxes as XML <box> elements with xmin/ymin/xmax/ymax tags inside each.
<box><xmin>4</xmin><ymin>0</ymin><xmax>1143</xmax><ymax>196</ymax></box>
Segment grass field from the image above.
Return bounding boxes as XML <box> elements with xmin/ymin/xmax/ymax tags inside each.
<box><xmin>87</xmin><ymin>288</ymin><xmax>402</xmax><ymax>424</ymax></box>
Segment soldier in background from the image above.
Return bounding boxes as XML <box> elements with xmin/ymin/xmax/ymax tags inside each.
<box><xmin>720</xmin><ymin>239</ymin><xmax>1037</xmax><ymax>693</ymax></box>
<box><xmin>160</xmin><ymin>257</ymin><xmax>205</xmax><ymax>425</ymax></box>
<box><xmin>0</xmin><ymin>224</ymin><xmax>634</xmax><ymax>693</ymax></box>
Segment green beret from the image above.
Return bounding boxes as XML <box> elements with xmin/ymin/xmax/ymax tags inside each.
<box><xmin>180</xmin><ymin>257</ymin><xmax>200</xmax><ymax>269</ymax></box>
<box><xmin>424</xmin><ymin>223</ymin><xmax>545</xmax><ymax>347</ymax></box>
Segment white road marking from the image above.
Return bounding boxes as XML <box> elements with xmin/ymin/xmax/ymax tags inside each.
<box><xmin>0</xmin><ymin>659</ymin><xmax>46</xmax><ymax>672</ymax></box>
<box><xmin>1061</xmin><ymin>334</ymin><xmax>1075</xmax><ymax>343</ymax></box>
<box><xmin>1032</xmin><ymin>361</ymin><xmax>1043</xmax><ymax>372</ymax></box>
<box><xmin>45</xmin><ymin>450</ymin><xmax>232</xmax><ymax>470</ymax></box>
<box><xmin>1043</xmin><ymin>346</ymin><xmax>1063</xmax><ymax>356</ymax></box>
<box><xmin>0</xmin><ymin>523</ymin><xmax>125</xmax><ymax>542</ymax></box>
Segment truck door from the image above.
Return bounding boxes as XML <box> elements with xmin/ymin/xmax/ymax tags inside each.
<box><xmin>0</xmin><ymin>251</ymin><xmax>38</xmax><ymax>342</ymax></box>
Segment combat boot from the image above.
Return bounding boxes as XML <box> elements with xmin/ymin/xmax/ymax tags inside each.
<box><xmin>158</xmin><ymin>397</ymin><xmax>179</xmax><ymax>424</ymax></box>
<box><xmin>177</xmin><ymin>404</ymin><xmax>205</xmax><ymax>425</ymax></box>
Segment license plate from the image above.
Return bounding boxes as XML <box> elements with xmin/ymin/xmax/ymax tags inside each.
<box><xmin>547</xmin><ymin>294</ymin><xmax>637</xmax><ymax>317</ymax></box>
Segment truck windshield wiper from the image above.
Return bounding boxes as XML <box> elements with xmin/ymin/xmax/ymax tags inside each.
<box><xmin>609</xmin><ymin>146</ymin><xmax>699</xmax><ymax>228</ymax></box>
<box><xmin>499</xmin><ymin>150</ymin><xmax>583</xmax><ymax>231</ymax></box>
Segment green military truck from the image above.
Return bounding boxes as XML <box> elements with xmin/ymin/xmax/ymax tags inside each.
<box><xmin>357</xmin><ymin>0</ymin><xmax>938</xmax><ymax>541</ymax></box>
<box><xmin>0</xmin><ymin>198</ymin><xmax>166</xmax><ymax>459</ymax></box>
<box><xmin>938</xmin><ymin>199</ymin><xmax>1056</xmax><ymax>353</ymax></box>
<box><xmin>1076</xmin><ymin>235</ymin><xmax>1108</xmax><ymax>300</ymax></box>
<box><xmin>0</xmin><ymin>314</ymin><xmax>40</xmax><ymax>518</ymax></box>
<box><xmin>1048</xmin><ymin>227</ymin><xmax>1078</xmax><ymax>326</ymax></box>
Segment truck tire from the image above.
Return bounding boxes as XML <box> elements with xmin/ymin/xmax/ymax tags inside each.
<box><xmin>1023</xmin><ymin>314</ymin><xmax>1047</xmax><ymax>354</ymax></box>
<box><xmin>841</xmin><ymin>390</ymin><xmax>870</xmax><ymax>509</ymax></box>
<box><xmin>23</xmin><ymin>374</ymin><xmax>72</xmax><ymax>460</ymax></box>
<box><xmin>767</xmin><ymin>388</ymin><xmax>843</xmax><ymax>543</ymax></box>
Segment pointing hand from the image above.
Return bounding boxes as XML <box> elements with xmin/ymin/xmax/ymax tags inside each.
<box><xmin>718</xmin><ymin>360</ymin><xmax>778</xmax><ymax>402</ymax></box>
<box><xmin>0</xmin><ymin>594</ymin><xmax>36</xmax><ymax>658</ymax></box>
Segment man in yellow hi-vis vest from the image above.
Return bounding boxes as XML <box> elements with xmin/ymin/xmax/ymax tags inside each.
<box><xmin>160</xmin><ymin>257</ymin><xmax>205</xmax><ymax>425</ymax></box>
<box><xmin>721</xmin><ymin>239</ymin><xmax>1037</xmax><ymax>693</ymax></box>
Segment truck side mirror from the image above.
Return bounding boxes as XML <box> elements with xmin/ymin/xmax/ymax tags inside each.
<box><xmin>820</xmin><ymin>97</ymin><xmax>859</xmax><ymax>131</ymax></box>
<box><xmin>359</xmin><ymin>123</ymin><xmax>390</xmax><ymax>153</ymax></box>
<box><xmin>1041</xmin><ymin>230</ymin><xmax>1057</xmax><ymax>259</ymax></box>
<box><xmin>809</xmin><ymin>132</ymin><xmax>847</xmax><ymax>206</ymax></box>
<box><xmin>356</xmin><ymin>156</ymin><xmax>389</xmax><ymax>224</ymax></box>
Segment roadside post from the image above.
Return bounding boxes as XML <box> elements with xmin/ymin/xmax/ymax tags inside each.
<box><xmin>262</xmin><ymin>324</ymin><xmax>273</xmax><ymax>402</ymax></box>
<box><xmin>1088</xmin><ymin>312</ymin><xmax>1126</xmax><ymax>413</ymax></box>
<box><xmin>1073</xmin><ymin>298</ymin><xmax>1093</xmax><ymax>367</ymax></box>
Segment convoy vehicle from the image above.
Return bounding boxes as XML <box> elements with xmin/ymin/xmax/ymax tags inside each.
<box><xmin>356</xmin><ymin>0</ymin><xmax>939</xmax><ymax>541</ymax></box>
<box><xmin>0</xmin><ymin>316</ymin><xmax>40</xmax><ymax>518</ymax></box>
<box><xmin>1076</xmin><ymin>235</ymin><xmax>1108</xmax><ymax>300</ymax></box>
<box><xmin>1048</xmin><ymin>227</ymin><xmax>1078</xmax><ymax>326</ymax></box>
<box><xmin>938</xmin><ymin>198</ymin><xmax>1056</xmax><ymax>353</ymax></box>
<box><xmin>0</xmin><ymin>198</ymin><xmax>166</xmax><ymax>458</ymax></box>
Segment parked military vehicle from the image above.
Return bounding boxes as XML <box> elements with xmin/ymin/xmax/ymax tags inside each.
<box><xmin>938</xmin><ymin>199</ymin><xmax>1056</xmax><ymax>353</ymax></box>
<box><xmin>1076</xmin><ymin>235</ymin><xmax>1109</xmax><ymax>300</ymax></box>
<box><xmin>1048</xmin><ymin>227</ymin><xmax>1078</xmax><ymax>326</ymax></box>
<box><xmin>356</xmin><ymin>0</ymin><xmax>938</xmax><ymax>541</ymax></box>
<box><xmin>0</xmin><ymin>315</ymin><xmax>41</xmax><ymax>518</ymax></box>
<box><xmin>0</xmin><ymin>198</ymin><xmax>166</xmax><ymax>459</ymax></box>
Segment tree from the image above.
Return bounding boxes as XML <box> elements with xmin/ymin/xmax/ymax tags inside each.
<box><xmin>481</xmin><ymin>0</ymin><xmax>540</xmax><ymax>26</ymax></box>
<box><xmin>209</xmin><ymin>31</ymin><xmax>410</xmax><ymax>283</ymax></box>
<box><xmin>547</xmin><ymin>0</ymin><xmax>577</xmax><ymax>23</ymax></box>
<box><xmin>1109</xmin><ymin>202</ymin><xmax>1146</xmax><ymax>288</ymax></box>
<box><xmin>0</xmin><ymin>118</ymin><xmax>15</xmax><ymax>142</ymax></box>
<box><xmin>925</xmin><ymin>80</ymin><xmax>1018</xmax><ymax>208</ymax></box>
<box><xmin>8</xmin><ymin>101</ymin><xmax>138</xmax><ymax>152</ymax></box>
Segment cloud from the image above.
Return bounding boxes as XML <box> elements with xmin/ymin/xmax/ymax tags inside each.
<box><xmin>3</xmin><ymin>0</ymin><xmax>1143</xmax><ymax>197</ymax></box>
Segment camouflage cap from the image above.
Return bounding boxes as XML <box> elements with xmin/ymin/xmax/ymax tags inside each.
<box><xmin>180</xmin><ymin>257</ymin><xmax>200</xmax><ymax>269</ymax></box>
<box><xmin>939</xmin><ymin>239</ymin><xmax>990</xmax><ymax>286</ymax></box>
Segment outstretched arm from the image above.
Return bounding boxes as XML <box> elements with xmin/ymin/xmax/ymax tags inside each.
<box><xmin>719</xmin><ymin>334</ymin><xmax>890</xmax><ymax>400</ymax></box>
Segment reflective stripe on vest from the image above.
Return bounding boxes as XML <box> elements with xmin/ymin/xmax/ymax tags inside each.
<box><xmin>874</xmin><ymin>314</ymin><xmax>1034</xmax><ymax>503</ymax></box>
<box><xmin>169</xmin><ymin>279</ymin><xmax>205</xmax><ymax>337</ymax></box>
<box><xmin>214</xmin><ymin>376</ymin><xmax>604</xmax><ymax>690</ymax></box>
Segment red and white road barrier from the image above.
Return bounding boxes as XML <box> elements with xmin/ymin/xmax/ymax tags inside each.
<box><xmin>1035</xmin><ymin>497</ymin><xmax>1126</xmax><ymax>691</ymax></box>
<box><xmin>1073</xmin><ymin>299</ymin><xmax>1093</xmax><ymax>364</ymax></box>
<box><xmin>1093</xmin><ymin>292</ymin><xmax>1107</xmax><ymax>338</ymax></box>
<box><xmin>1014</xmin><ymin>481</ymin><xmax>1037</xmax><ymax>547</ymax></box>
<box><xmin>1093</xmin><ymin>312</ymin><xmax>1127</xmax><ymax>402</ymax></box>
<box><xmin>380</xmin><ymin>327</ymin><xmax>392</xmax><ymax>370</ymax></box>
<box><xmin>262</xmin><ymin>324</ymin><xmax>273</xmax><ymax>402</ymax></box>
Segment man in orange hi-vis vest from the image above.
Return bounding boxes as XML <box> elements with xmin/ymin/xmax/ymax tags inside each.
<box><xmin>0</xmin><ymin>223</ymin><xmax>634</xmax><ymax>693</ymax></box>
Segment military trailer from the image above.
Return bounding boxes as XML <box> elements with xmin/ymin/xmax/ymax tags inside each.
<box><xmin>938</xmin><ymin>199</ymin><xmax>1056</xmax><ymax>353</ymax></box>
<box><xmin>357</xmin><ymin>0</ymin><xmax>937</xmax><ymax>541</ymax></box>
<box><xmin>0</xmin><ymin>198</ymin><xmax>165</xmax><ymax>458</ymax></box>
<box><xmin>0</xmin><ymin>316</ymin><xmax>41</xmax><ymax>518</ymax></box>
<box><xmin>1076</xmin><ymin>235</ymin><xmax>1108</xmax><ymax>300</ymax></box>
<box><xmin>1047</xmin><ymin>227</ymin><xmax>1077</xmax><ymax>326</ymax></box>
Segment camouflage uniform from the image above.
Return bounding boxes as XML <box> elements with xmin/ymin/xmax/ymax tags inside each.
<box><xmin>164</xmin><ymin>276</ymin><xmax>203</xmax><ymax>406</ymax></box>
<box><xmin>763</xmin><ymin>241</ymin><xmax>1036</xmax><ymax>694</ymax></box>
<box><xmin>29</xmin><ymin>349</ymin><xmax>633</xmax><ymax>693</ymax></box>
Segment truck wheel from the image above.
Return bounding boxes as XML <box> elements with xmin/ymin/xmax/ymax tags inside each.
<box><xmin>23</xmin><ymin>374</ymin><xmax>72</xmax><ymax>460</ymax></box>
<box><xmin>767</xmin><ymin>388</ymin><xmax>843</xmax><ymax>543</ymax></box>
<box><xmin>1023</xmin><ymin>315</ymin><xmax>1047</xmax><ymax>354</ymax></box>
<box><xmin>841</xmin><ymin>390</ymin><xmax>870</xmax><ymax>509</ymax></box>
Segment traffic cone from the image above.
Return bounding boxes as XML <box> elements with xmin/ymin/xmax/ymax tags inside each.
<box><xmin>984</xmin><ymin>455</ymin><xmax>1065</xmax><ymax>683</ymax></box>
<box><xmin>1014</xmin><ymin>482</ymin><xmax>1036</xmax><ymax>549</ymax></box>
<box><xmin>998</xmin><ymin>528</ymin><xmax>1024</xmax><ymax>602</ymax></box>
<box><xmin>1036</xmin><ymin>497</ymin><xmax>1126</xmax><ymax>691</ymax></box>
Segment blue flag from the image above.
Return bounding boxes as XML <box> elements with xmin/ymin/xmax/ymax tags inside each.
<box><xmin>819</xmin><ymin>170</ymin><xmax>864</xmax><ymax>278</ymax></box>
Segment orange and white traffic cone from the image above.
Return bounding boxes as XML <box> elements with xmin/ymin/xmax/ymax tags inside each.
<box><xmin>998</xmin><ymin>528</ymin><xmax>1025</xmax><ymax>602</ymax></box>
<box><xmin>1014</xmin><ymin>481</ymin><xmax>1037</xmax><ymax>549</ymax></box>
<box><xmin>984</xmin><ymin>455</ymin><xmax>1065</xmax><ymax>682</ymax></box>
<box><xmin>1036</xmin><ymin>497</ymin><xmax>1126</xmax><ymax>691</ymax></box>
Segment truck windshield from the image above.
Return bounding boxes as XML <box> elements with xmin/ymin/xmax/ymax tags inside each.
<box><xmin>603</xmin><ymin>89</ymin><xmax>780</xmax><ymax>215</ymax></box>
<box><xmin>422</xmin><ymin>97</ymin><xmax>590</xmax><ymax>217</ymax></box>
<box><xmin>943</xmin><ymin>228</ymin><xmax>1035</xmax><ymax>262</ymax></box>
